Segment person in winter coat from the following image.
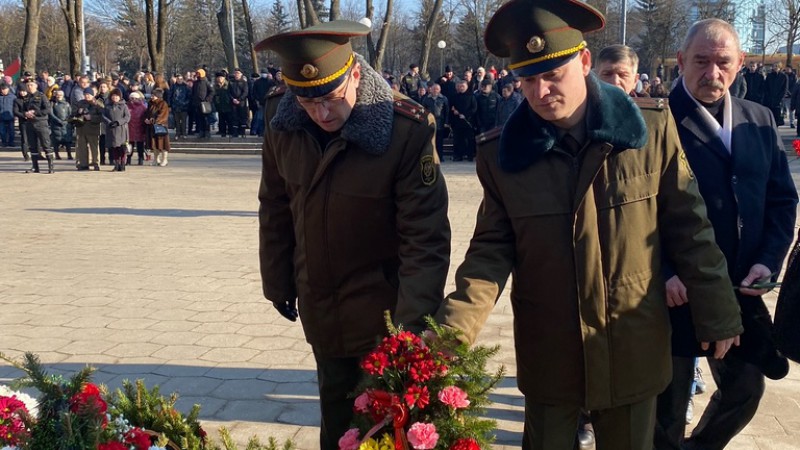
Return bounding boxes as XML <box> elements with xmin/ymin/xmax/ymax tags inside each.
<box><xmin>49</xmin><ymin>89</ymin><xmax>73</xmax><ymax>160</ymax></box>
<box><xmin>495</xmin><ymin>82</ymin><xmax>522</xmax><ymax>126</ymax></box>
<box><xmin>475</xmin><ymin>79</ymin><xmax>501</xmax><ymax>133</ymax></box>
<box><xmin>256</xmin><ymin>22</ymin><xmax>450</xmax><ymax>450</ymax></box>
<box><xmin>191</xmin><ymin>68</ymin><xmax>214</xmax><ymax>139</ymax></box>
<box><xmin>213</xmin><ymin>73</ymin><xmax>234</xmax><ymax>137</ymax></box>
<box><xmin>145</xmin><ymin>88</ymin><xmax>171</xmax><ymax>166</ymax></box>
<box><xmin>420</xmin><ymin>83</ymin><xmax>449</xmax><ymax>161</ymax></box>
<box><xmin>13</xmin><ymin>88</ymin><xmax>28</xmax><ymax>160</ymax></box>
<box><xmin>229</xmin><ymin>68</ymin><xmax>249</xmax><ymax>137</ymax></box>
<box><xmin>103</xmin><ymin>88</ymin><xmax>131</xmax><ymax>171</ymax></box>
<box><xmin>169</xmin><ymin>75</ymin><xmax>191</xmax><ymax>140</ymax></box>
<box><xmin>127</xmin><ymin>92</ymin><xmax>148</xmax><ymax>165</ymax></box>
<box><xmin>763</xmin><ymin>63</ymin><xmax>788</xmax><ymax>125</ymax></box>
<box><xmin>433</xmin><ymin>2</ymin><xmax>742</xmax><ymax>448</ymax></box>
<box><xmin>449</xmin><ymin>79</ymin><xmax>477</xmax><ymax>161</ymax></box>
<box><xmin>72</xmin><ymin>87</ymin><xmax>105</xmax><ymax>170</ymax></box>
<box><xmin>0</xmin><ymin>83</ymin><xmax>16</xmax><ymax>147</ymax></box>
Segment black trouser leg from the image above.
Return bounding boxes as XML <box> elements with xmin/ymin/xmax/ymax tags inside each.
<box><xmin>313</xmin><ymin>350</ymin><xmax>361</xmax><ymax>450</ymax></box>
<box><xmin>654</xmin><ymin>356</ymin><xmax>694</xmax><ymax>450</ymax></box>
<box><xmin>99</xmin><ymin>135</ymin><xmax>107</xmax><ymax>163</ymax></box>
<box><xmin>684</xmin><ymin>357</ymin><xmax>764</xmax><ymax>450</ymax></box>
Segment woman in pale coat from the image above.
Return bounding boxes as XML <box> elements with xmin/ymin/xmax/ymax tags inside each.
<box><xmin>103</xmin><ymin>88</ymin><xmax>130</xmax><ymax>171</ymax></box>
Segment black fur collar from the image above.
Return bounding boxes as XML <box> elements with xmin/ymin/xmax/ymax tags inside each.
<box><xmin>269</xmin><ymin>54</ymin><xmax>394</xmax><ymax>155</ymax></box>
<box><xmin>498</xmin><ymin>73</ymin><xmax>648</xmax><ymax>172</ymax></box>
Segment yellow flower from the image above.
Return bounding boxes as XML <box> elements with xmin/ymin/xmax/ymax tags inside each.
<box><xmin>379</xmin><ymin>433</ymin><xmax>396</xmax><ymax>450</ymax></box>
<box><xmin>359</xmin><ymin>438</ymin><xmax>380</xmax><ymax>450</ymax></box>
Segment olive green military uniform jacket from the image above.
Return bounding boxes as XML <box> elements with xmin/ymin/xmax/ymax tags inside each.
<box><xmin>259</xmin><ymin>57</ymin><xmax>451</xmax><ymax>358</ymax></box>
<box><xmin>435</xmin><ymin>74</ymin><xmax>742</xmax><ymax>409</ymax></box>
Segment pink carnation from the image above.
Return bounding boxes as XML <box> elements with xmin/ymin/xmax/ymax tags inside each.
<box><xmin>438</xmin><ymin>386</ymin><xmax>470</xmax><ymax>409</ymax></box>
<box><xmin>354</xmin><ymin>392</ymin><xmax>370</xmax><ymax>413</ymax></box>
<box><xmin>338</xmin><ymin>428</ymin><xmax>361</xmax><ymax>450</ymax></box>
<box><xmin>407</xmin><ymin>422</ymin><xmax>439</xmax><ymax>450</ymax></box>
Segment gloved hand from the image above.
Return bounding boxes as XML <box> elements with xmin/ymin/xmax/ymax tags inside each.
<box><xmin>109</xmin><ymin>121</ymin><xmax>119</xmax><ymax>128</ymax></box>
<box><xmin>273</xmin><ymin>298</ymin><xmax>298</xmax><ymax>322</ymax></box>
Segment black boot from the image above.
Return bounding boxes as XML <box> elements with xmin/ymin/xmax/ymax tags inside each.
<box><xmin>67</xmin><ymin>147</ymin><xmax>73</xmax><ymax>160</ymax></box>
<box><xmin>29</xmin><ymin>155</ymin><xmax>40</xmax><ymax>173</ymax></box>
<box><xmin>46</xmin><ymin>154</ymin><xmax>54</xmax><ymax>174</ymax></box>
<box><xmin>127</xmin><ymin>154</ymin><xmax>132</xmax><ymax>165</ymax></box>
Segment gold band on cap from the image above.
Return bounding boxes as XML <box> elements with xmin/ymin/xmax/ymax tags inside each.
<box><xmin>508</xmin><ymin>41</ymin><xmax>587</xmax><ymax>71</ymax></box>
<box><xmin>283</xmin><ymin>53</ymin><xmax>355</xmax><ymax>88</ymax></box>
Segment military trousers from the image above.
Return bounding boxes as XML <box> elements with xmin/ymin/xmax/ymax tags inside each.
<box><xmin>522</xmin><ymin>396</ymin><xmax>656</xmax><ymax>450</ymax></box>
<box><xmin>24</xmin><ymin>121</ymin><xmax>52</xmax><ymax>155</ymax></box>
<box><xmin>313</xmin><ymin>350</ymin><xmax>362</xmax><ymax>450</ymax></box>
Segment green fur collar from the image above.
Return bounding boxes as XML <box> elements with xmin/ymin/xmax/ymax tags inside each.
<box><xmin>498</xmin><ymin>73</ymin><xmax>648</xmax><ymax>172</ymax></box>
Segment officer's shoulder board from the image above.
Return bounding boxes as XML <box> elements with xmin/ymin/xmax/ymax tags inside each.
<box><xmin>476</xmin><ymin>126</ymin><xmax>503</xmax><ymax>145</ymax></box>
<box><xmin>632</xmin><ymin>97</ymin><xmax>669</xmax><ymax>111</ymax></box>
<box><xmin>393</xmin><ymin>94</ymin><xmax>427</xmax><ymax>123</ymax></box>
<box><xmin>267</xmin><ymin>85</ymin><xmax>287</xmax><ymax>99</ymax></box>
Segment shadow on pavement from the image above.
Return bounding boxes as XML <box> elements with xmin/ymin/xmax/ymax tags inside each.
<box><xmin>28</xmin><ymin>207</ymin><xmax>257</xmax><ymax>217</ymax></box>
<box><xmin>0</xmin><ymin>363</ymin><xmax>525</xmax><ymax>433</ymax></box>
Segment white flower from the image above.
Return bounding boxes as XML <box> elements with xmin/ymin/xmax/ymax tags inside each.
<box><xmin>0</xmin><ymin>385</ymin><xmax>39</xmax><ymax>417</ymax></box>
<box><xmin>148</xmin><ymin>447</ymin><xmax>167</xmax><ymax>450</ymax></box>
<box><xmin>1</xmin><ymin>446</ymin><xmax>21</xmax><ymax>450</ymax></box>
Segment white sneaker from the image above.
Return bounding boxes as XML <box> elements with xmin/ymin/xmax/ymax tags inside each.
<box><xmin>686</xmin><ymin>398</ymin><xmax>694</xmax><ymax>424</ymax></box>
<box><xmin>694</xmin><ymin>367</ymin><xmax>707</xmax><ymax>394</ymax></box>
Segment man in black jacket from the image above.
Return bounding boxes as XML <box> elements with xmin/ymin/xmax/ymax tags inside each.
<box><xmin>743</xmin><ymin>61</ymin><xmax>764</xmax><ymax>104</ymax></box>
<box><xmin>251</xmin><ymin>70</ymin><xmax>273</xmax><ymax>136</ymax></box>
<box><xmin>229</xmin><ymin>68</ymin><xmax>250</xmax><ymax>137</ymax></box>
<box><xmin>449</xmin><ymin>79</ymin><xmax>477</xmax><ymax>161</ymax></box>
<box><xmin>763</xmin><ymin>63</ymin><xmax>788</xmax><ymax>125</ymax></box>
<box><xmin>191</xmin><ymin>68</ymin><xmax>214</xmax><ymax>139</ymax></box>
<box><xmin>421</xmin><ymin>83</ymin><xmax>449</xmax><ymax>161</ymax></box>
<box><xmin>475</xmin><ymin>79</ymin><xmax>500</xmax><ymax>133</ymax></box>
<box><xmin>20</xmin><ymin>79</ymin><xmax>54</xmax><ymax>173</ymax></box>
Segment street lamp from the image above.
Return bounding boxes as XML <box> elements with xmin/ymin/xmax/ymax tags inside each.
<box><xmin>437</xmin><ymin>40</ymin><xmax>446</xmax><ymax>76</ymax></box>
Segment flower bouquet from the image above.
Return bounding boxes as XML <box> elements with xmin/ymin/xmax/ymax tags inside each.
<box><xmin>339</xmin><ymin>312</ymin><xmax>504</xmax><ymax>450</ymax></box>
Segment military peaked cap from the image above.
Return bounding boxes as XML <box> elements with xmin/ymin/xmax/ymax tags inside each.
<box><xmin>485</xmin><ymin>0</ymin><xmax>605</xmax><ymax>77</ymax></box>
<box><xmin>255</xmin><ymin>20</ymin><xmax>370</xmax><ymax>98</ymax></box>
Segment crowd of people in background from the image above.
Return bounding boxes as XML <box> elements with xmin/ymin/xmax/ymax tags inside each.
<box><xmin>0</xmin><ymin>64</ymin><xmax>286</xmax><ymax>173</ymax></box>
<box><xmin>2</xmin><ymin>53</ymin><xmax>799</xmax><ymax>174</ymax></box>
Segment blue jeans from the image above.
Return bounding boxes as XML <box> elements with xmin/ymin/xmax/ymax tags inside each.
<box><xmin>0</xmin><ymin>119</ymin><xmax>14</xmax><ymax>146</ymax></box>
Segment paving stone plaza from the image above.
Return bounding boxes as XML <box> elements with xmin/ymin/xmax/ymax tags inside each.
<box><xmin>1</xmin><ymin>133</ymin><xmax>800</xmax><ymax>449</ymax></box>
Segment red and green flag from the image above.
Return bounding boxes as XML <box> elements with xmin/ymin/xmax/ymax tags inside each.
<box><xmin>4</xmin><ymin>57</ymin><xmax>21</xmax><ymax>83</ymax></box>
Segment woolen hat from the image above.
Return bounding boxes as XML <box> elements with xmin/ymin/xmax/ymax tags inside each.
<box><xmin>83</xmin><ymin>87</ymin><xmax>95</xmax><ymax>95</ymax></box>
<box><xmin>485</xmin><ymin>0</ymin><xmax>605</xmax><ymax>77</ymax></box>
<box><xmin>254</xmin><ymin>20</ymin><xmax>370</xmax><ymax>98</ymax></box>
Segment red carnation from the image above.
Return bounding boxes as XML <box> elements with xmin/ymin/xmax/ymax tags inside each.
<box><xmin>793</xmin><ymin>139</ymin><xmax>800</xmax><ymax>157</ymax></box>
<box><xmin>450</xmin><ymin>438</ymin><xmax>481</xmax><ymax>450</ymax></box>
<box><xmin>70</xmin><ymin>383</ymin><xmax>108</xmax><ymax>425</ymax></box>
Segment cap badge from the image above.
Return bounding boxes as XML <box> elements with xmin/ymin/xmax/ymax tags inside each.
<box><xmin>301</xmin><ymin>64</ymin><xmax>319</xmax><ymax>79</ymax></box>
<box><xmin>526</xmin><ymin>36</ymin><xmax>546</xmax><ymax>54</ymax></box>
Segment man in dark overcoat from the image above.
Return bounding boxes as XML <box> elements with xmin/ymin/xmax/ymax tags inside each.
<box><xmin>655</xmin><ymin>19</ymin><xmax>798</xmax><ymax>450</ymax></box>
<box><xmin>255</xmin><ymin>21</ymin><xmax>451</xmax><ymax>450</ymax></box>
<box><xmin>433</xmin><ymin>1</ymin><xmax>743</xmax><ymax>449</ymax></box>
<box><xmin>744</xmin><ymin>61</ymin><xmax>765</xmax><ymax>104</ymax></box>
<box><xmin>763</xmin><ymin>63</ymin><xmax>788</xmax><ymax>125</ymax></box>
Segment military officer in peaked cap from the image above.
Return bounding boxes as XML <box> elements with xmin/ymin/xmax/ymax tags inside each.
<box><xmin>255</xmin><ymin>20</ymin><xmax>451</xmax><ymax>450</ymax></box>
<box><xmin>433</xmin><ymin>0</ymin><xmax>742</xmax><ymax>449</ymax></box>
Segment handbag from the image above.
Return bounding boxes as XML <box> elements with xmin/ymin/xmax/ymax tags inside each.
<box><xmin>200</xmin><ymin>101</ymin><xmax>212</xmax><ymax>115</ymax></box>
<box><xmin>153</xmin><ymin>124</ymin><xmax>169</xmax><ymax>136</ymax></box>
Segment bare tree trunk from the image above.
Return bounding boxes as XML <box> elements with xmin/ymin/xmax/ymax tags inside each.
<box><xmin>22</xmin><ymin>0</ymin><xmax>44</xmax><ymax>74</ymax></box>
<box><xmin>303</xmin><ymin>0</ymin><xmax>320</xmax><ymax>27</ymax></box>
<box><xmin>365</xmin><ymin>0</ymin><xmax>376</xmax><ymax>64</ymax></box>
<box><xmin>217</xmin><ymin>0</ymin><xmax>239</xmax><ymax>69</ymax></box>
<box><xmin>297</xmin><ymin>0</ymin><xmax>306</xmax><ymax>28</ymax></box>
<box><xmin>372</xmin><ymin>0</ymin><xmax>393</xmax><ymax>72</ymax></box>
<box><xmin>418</xmin><ymin>0</ymin><xmax>443</xmax><ymax>77</ymax></box>
<box><xmin>242</xmin><ymin>0</ymin><xmax>258</xmax><ymax>72</ymax></box>
<box><xmin>145</xmin><ymin>0</ymin><xmax>167</xmax><ymax>73</ymax></box>
<box><xmin>329</xmin><ymin>0</ymin><xmax>340</xmax><ymax>20</ymax></box>
<box><xmin>58</xmin><ymin>0</ymin><xmax>83</xmax><ymax>77</ymax></box>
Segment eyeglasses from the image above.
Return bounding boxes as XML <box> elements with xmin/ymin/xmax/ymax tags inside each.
<box><xmin>296</xmin><ymin>72</ymin><xmax>353</xmax><ymax>110</ymax></box>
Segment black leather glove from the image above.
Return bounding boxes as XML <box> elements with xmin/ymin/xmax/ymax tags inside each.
<box><xmin>109</xmin><ymin>121</ymin><xmax>119</xmax><ymax>128</ymax></box>
<box><xmin>273</xmin><ymin>299</ymin><xmax>298</xmax><ymax>322</ymax></box>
